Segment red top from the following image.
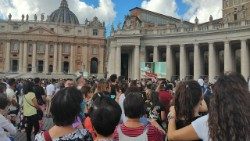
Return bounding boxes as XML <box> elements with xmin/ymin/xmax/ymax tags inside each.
<box><xmin>113</xmin><ymin>123</ymin><xmax>165</xmax><ymax>141</ymax></box>
<box><xmin>83</xmin><ymin>117</ymin><xmax>96</xmax><ymax>140</ymax></box>
<box><xmin>158</xmin><ymin>91</ymin><xmax>172</xmax><ymax>105</ymax></box>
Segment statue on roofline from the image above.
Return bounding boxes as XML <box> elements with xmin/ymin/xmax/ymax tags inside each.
<box><xmin>26</xmin><ymin>14</ymin><xmax>29</xmax><ymax>21</ymax></box>
<box><xmin>34</xmin><ymin>14</ymin><xmax>37</xmax><ymax>21</ymax></box>
<box><xmin>8</xmin><ymin>13</ymin><xmax>12</xmax><ymax>21</ymax></box>
<box><xmin>22</xmin><ymin>14</ymin><xmax>25</xmax><ymax>21</ymax></box>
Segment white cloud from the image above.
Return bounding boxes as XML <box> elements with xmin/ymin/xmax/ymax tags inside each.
<box><xmin>183</xmin><ymin>0</ymin><xmax>222</xmax><ymax>23</ymax></box>
<box><xmin>140</xmin><ymin>0</ymin><xmax>222</xmax><ymax>24</ymax></box>
<box><xmin>141</xmin><ymin>0</ymin><xmax>178</xmax><ymax>17</ymax></box>
<box><xmin>0</xmin><ymin>0</ymin><xmax>116</xmax><ymax>25</ymax></box>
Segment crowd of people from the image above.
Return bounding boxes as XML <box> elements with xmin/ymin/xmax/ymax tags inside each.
<box><xmin>0</xmin><ymin>72</ymin><xmax>249</xmax><ymax>141</ymax></box>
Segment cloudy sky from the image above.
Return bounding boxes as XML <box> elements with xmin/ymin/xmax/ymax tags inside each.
<box><xmin>0</xmin><ymin>0</ymin><xmax>222</xmax><ymax>32</ymax></box>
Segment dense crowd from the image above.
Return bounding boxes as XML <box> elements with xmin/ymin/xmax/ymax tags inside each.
<box><xmin>0</xmin><ymin>72</ymin><xmax>249</xmax><ymax>141</ymax></box>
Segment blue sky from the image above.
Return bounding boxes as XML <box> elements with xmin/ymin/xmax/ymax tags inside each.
<box><xmin>82</xmin><ymin>0</ymin><xmax>190</xmax><ymax>27</ymax></box>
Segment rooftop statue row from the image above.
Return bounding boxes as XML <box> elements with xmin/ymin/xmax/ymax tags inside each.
<box><xmin>7</xmin><ymin>0</ymin><xmax>104</xmax><ymax>27</ymax></box>
<box><xmin>7</xmin><ymin>13</ymin><xmax>105</xmax><ymax>27</ymax></box>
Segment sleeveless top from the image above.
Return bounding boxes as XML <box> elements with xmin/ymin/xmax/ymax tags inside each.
<box><xmin>117</xmin><ymin>125</ymin><xmax>148</xmax><ymax>141</ymax></box>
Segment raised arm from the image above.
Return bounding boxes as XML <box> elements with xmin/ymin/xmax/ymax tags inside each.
<box><xmin>167</xmin><ymin>106</ymin><xmax>200</xmax><ymax>141</ymax></box>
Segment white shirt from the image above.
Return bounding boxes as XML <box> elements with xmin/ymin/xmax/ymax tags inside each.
<box><xmin>6</xmin><ymin>88</ymin><xmax>15</xmax><ymax>101</ymax></box>
<box><xmin>46</xmin><ymin>84</ymin><xmax>56</xmax><ymax>96</ymax></box>
<box><xmin>0</xmin><ymin>114</ymin><xmax>17</xmax><ymax>141</ymax></box>
<box><xmin>6</xmin><ymin>88</ymin><xmax>17</xmax><ymax>111</ymax></box>
<box><xmin>191</xmin><ymin>115</ymin><xmax>210</xmax><ymax>141</ymax></box>
<box><xmin>118</xmin><ymin>94</ymin><xmax>127</xmax><ymax>122</ymax></box>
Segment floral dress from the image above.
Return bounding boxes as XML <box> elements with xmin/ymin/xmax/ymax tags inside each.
<box><xmin>35</xmin><ymin>128</ymin><xmax>93</xmax><ymax>141</ymax></box>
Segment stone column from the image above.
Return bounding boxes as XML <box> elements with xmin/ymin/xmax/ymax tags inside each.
<box><xmin>44</xmin><ymin>43</ymin><xmax>49</xmax><ymax>74</ymax></box>
<box><xmin>194</xmin><ymin>43</ymin><xmax>201</xmax><ymax>80</ymax></box>
<box><xmin>115</xmin><ymin>46</ymin><xmax>121</xmax><ymax>76</ymax></box>
<box><xmin>108</xmin><ymin>46</ymin><xmax>116</xmax><ymax>76</ymax></box>
<box><xmin>180</xmin><ymin>44</ymin><xmax>187</xmax><ymax>80</ymax></box>
<box><xmin>134</xmin><ymin>45</ymin><xmax>140</xmax><ymax>80</ymax></box>
<box><xmin>58</xmin><ymin>43</ymin><xmax>62</xmax><ymax>74</ymax></box>
<box><xmin>82</xmin><ymin>45</ymin><xmax>88</xmax><ymax>74</ymax></box>
<box><xmin>32</xmin><ymin>42</ymin><xmax>37</xmax><ymax>73</ymax></box>
<box><xmin>23</xmin><ymin>42</ymin><xmax>28</xmax><ymax>73</ymax></box>
<box><xmin>153</xmin><ymin>45</ymin><xmax>159</xmax><ymax>62</ymax></box>
<box><xmin>209</xmin><ymin>42</ymin><xmax>217</xmax><ymax>83</ymax></box>
<box><xmin>140</xmin><ymin>45</ymin><xmax>146</xmax><ymax>63</ymax></box>
<box><xmin>224</xmin><ymin>41</ymin><xmax>233</xmax><ymax>72</ymax></box>
<box><xmin>241</xmin><ymin>39</ymin><xmax>249</xmax><ymax>80</ymax></box>
<box><xmin>70</xmin><ymin>44</ymin><xmax>75</xmax><ymax>74</ymax></box>
<box><xmin>166</xmin><ymin>45</ymin><xmax>173</xmax><ymax>81</ymax></box>
<box><xmin>18</xmin><ymin>42</ymin><xmax>23</xmax><ymax>73</ymax></box>
<box><xmin>99</xmin><ymin>46</ymin><xmax>104</xmax><ymax>76</ymax></box>
<box><xmin>53</xmin><ymin>43</ymin><xmax>58</xmax><ymax>73</ymax></box>
<box><xmin>4</xmin><ymin>41</ymin><xmax>10</xmax><ymax>72</ymax></box>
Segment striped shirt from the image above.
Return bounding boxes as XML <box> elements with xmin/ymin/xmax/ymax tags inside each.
<box><xmin>113</xmin><ymin>123</ymin><xmax>165</xmax><ymax>141</ymax></box>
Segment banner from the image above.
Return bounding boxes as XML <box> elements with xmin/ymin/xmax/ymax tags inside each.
<box><xmin>140</xmin><ymin>62</ymin><xmax>166</xmax><ymax>79</ymax></box>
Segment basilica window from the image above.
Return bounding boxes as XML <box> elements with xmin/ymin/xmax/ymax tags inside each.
<box><xmin>50</xmin><ymin>28</ymin><xmax>54</xmax><ymax>32</ymax></box>
<box><xmin>13</xmin><ymin>26</ymin><xmax>18</xmax><ymax>30</ymax></box>
<box><xmin>49</xmin><ymin>45</ymin><xmax>54</xmax><ymax>53</ymax></box>
<box><xmin>90</xmin><ymin>57</ymin><xmax>98</xmax><ymax>74</ymax></box>
<box><xmin>93</xmin><ymin>29</ymin><xmax>98</xmax><ymax>36</ymax></box>
<box><xmin>92</xmin><ymin>47</ymin><xmax>98</xmax><ymax>55</ymax></box>
<box><xmin>28</xmin><ymin>44</ymin><xmax>33</xmax><ymax>54</ymax></box>
<box><xmin>234</xmin><ymin>13</ymin><xmax>238</xmax><ymax>20</ymax></box>
<box><xmin>63</xmin><ymin>44</ymin><xmax>70</xmax><ymax>53</ymax></box>
<box><xmin>37</xmin><ymin>42</ymin><xmax>45</xmax><ymax>53</ymax></box>
<box><xmin>11</xmin><ymin>41</ymin><xmax>19</xmax><ymax>53</ymax></box>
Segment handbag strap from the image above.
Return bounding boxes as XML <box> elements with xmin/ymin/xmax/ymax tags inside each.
<box><xmin>43</xmin><ymin>131</ymin><xmax>52</xmax><ymax>141</ymax></box>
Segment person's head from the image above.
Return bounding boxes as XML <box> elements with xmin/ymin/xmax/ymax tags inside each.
<box><xmin>64</xmin><ymin>79</ymin><xmax>74</xmax><ymax>88</ymax></box>
<box><xmin>0</xmin><ymin>82</ymin><xmax>7</xmax><ymax>94</ymax></box>
<box><xmin>89</xmin><ymin>93</ymin><xmax>121</xmax><ymax>137</ymax></box>
<box><xmin>23</xmin><ymin>80</ymin><xmax>35</xmax><ymax>94</ymax></box>
<box><xmin>150</xmin><ymin>91</ymin><xmax>160</xmax><ymax>107</ymax></box>
<box><xmin>0</xmin><ymin>94</ymin><xmax>9</xmax><ymax>110</ymax></box>
<box><xmin>81</xmin><ymin>85</ymin><xmax>92</xmax><ymax>99</ymax></box>
<box><xmin>174</xmin><ymin>80</ymin><xmax>202</xmax><ymax>123</ymax></box>
<box><xmin>76</xmin><ymin>76</ymin><xmax>86</xmax><ymax>87</ymax></box>
<box><xmin>96</xmin><ymin>81</ymin><xmax>109</xmax><ymax>93</ymax></box>
<box><xmin>7</xmin><ymin>78</ymin><xmax>16</xmax><ymax>88</ymax></box>
<box><xmin>208</xmin><ymin>72</ymin><xmax>250</xmax><ymax>140</ymax></box>
<box><xmin>51</xmin><ymin>78</ymin><xmax>56</xmax><ymax>84</ymax></box>
<box><xmin>51</xmin><ymin>87</ymin><xmax>82</xmax><ymax>126</ymax></box>
<box><xmin>110</xmin><ymin>74</ymin><xmax>117</xmax><ymax>83</ymax></box>
<box><xmin>124</xmin><ymin>92</ymin><xmax>145</xmax><ymax>119</ymax></box>
<box><xmin>34</xmin><ymin>77</ymin><xmax>41</xmax><ymax>85</ymax></box>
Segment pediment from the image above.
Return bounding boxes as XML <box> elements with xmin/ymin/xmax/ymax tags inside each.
<box><xmin>23</xmin><ymin>26</ymin><xmax>56</xmax><ymax>35</ymax></box>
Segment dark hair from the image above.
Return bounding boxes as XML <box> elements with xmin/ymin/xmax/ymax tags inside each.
<box><xmin>174</xmin><ymin>80</ymin><xmax>202</xmax><ymax>125</ymax></box>
<box><xmin>50</xmin><ymin>87</ymin><xmax>82</xmax><ymax>126</ymax></box>
<box><xmin>150</xmin><ymin>91</ymin><xmax>160</xmax><ymax>107</ymax></box>
<box><xmin>110</xmin><ymin>74</ymin><xmax>117</xmax><ymax>83</ymax></box>
<box><xmin>81</xmin><ymin>85</ymin><xmax>91</xmax><ymax>98</ymax></box>
<box><xmin>124</xmin><ymin>86</ymin><xmax>141</xmax><ymax>96</ymax></box>
<box><xmin>90</xmin><ymin>93</ymin><xmax>121</xmax><ymax>137</ymax></box>
<box><xmin>0</xmin><ymin>82</ymin><xmax>7</xmax><ymax>93</ymax></box>
<box><xmin>0</xmin><ymin>94</ymin><xmax>9</xmax><ymax>110</ymax></box>
<box><xmin>124</xmin><ymin>92</ymin><xmax>145</xmax><ymax>118</ymax></box>
<box><xmin>208</xmin><ymin>72</ymin><xmax>250</xmax><ymax>140</ymax></box>
<box><xmin>7</xmin><ymin>78</ymin><xmax>16</xmax><ymax>86</ymax></box>
<box><xmin>34</xmin><ymin>77</ymin><xmax>40</xmax><ymax>84</ymax></box>
<box><xmin>76</xmin><ymin>75</ymin><xmax>83</xmax><ymax>82</ymax></box>
<box><xmin>23</xmin><ymin>81</ymin><xmax>35</xmax><ymax>94</ymax></box>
